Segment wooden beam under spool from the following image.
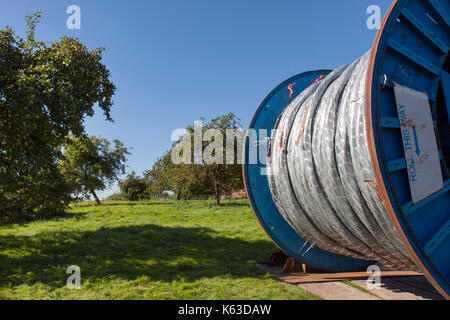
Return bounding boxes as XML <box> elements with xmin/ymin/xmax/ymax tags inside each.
<box><xmin>267</xmin><ymin>251</ymin><xmax>368</xmax><ymax>275</ymax></box>
<box><xmin>257</xmin><ymin>264</ymin><xmax>423</xmax><ymax>285</ymax></box>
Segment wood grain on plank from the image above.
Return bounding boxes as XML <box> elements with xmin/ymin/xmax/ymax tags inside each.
<box><xmin>298</xmin><ymin>282</ymin><xmax>381</xmax><ymax>300</ymax></box>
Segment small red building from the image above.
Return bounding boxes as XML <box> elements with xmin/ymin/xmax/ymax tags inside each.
<box><xmin>221</xmin><ymin>189</ymin><xmax>247</xmax><ymax>200</ymax></box>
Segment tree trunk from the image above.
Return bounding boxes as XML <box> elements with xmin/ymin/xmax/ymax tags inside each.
<box><xmin>91</xmin><ymin>189</ymin><xmax>101</xmax><ymax>206</ymax></box>
<box><xmin>214</xmin><ymin>184</ymin><xmax>221</xmax><ymax>206</ymax></box>
<box><xmin>176</xmin><ymin>190</ymin><xmax>182</xmax><ymax>200</ymax></box>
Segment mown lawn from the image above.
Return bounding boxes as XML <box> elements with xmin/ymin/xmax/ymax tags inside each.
<box><xmin>0</xmin><ymin>200</ymin><xmax>320</xmax><ymax>300</ymax></box>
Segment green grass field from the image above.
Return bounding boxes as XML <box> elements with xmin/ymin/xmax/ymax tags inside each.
<box><xmin>0</xmin><ymin>200</ymin><xmax>320</xmax><ymax>300</ymax></box>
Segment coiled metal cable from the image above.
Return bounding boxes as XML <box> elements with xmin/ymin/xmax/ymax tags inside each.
<box><xmin>267</xmin><ymin>51</ymin><xmax>417</xmax><ymax>270</ymax></box>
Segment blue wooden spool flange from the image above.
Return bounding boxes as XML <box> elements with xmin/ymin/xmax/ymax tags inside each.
<box><xmin>244</xmin><ymin>0</ymin><xmax>450</xmax><ymax>299</ymax></box>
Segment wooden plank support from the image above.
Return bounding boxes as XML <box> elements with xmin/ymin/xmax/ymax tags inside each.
<box><xmin>282</xmin><ymin>258</ymin><xmax>303</xmax><ymax>273</ymax></box>
<box><xmin>298</xmin><ymin>282</ymin><xmax>381</xmax><ymax>300</ymax></box>
<box><xmin>257</xmin><ymin>264</ymin><xmax>422</xmax><ymax>284</ymax></box>
<box><xmin>352</xmin><ymin>278</ymin><xmax>444</xmax><ymax>300</ymax></box>
<box><xmin>267</xmin><ymin>251</ymin><xmax>288</xmax><ymax>267</ymax></box>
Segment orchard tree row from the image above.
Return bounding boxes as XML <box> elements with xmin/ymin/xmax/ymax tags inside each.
<box><xmin>118</xmin><ymin>113</ymin><xmax>244</xmax><ymax>206</ymax></box>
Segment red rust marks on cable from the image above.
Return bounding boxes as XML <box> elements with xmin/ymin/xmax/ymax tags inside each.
<box><xmin>363</xmin><ymin>179</ymin><xmax>383</xmax><ymax>200</ymax></box>
<box><xmin>295</xmin><ymin>104</ymin><xmax>311</xmax><ymax>145</ymax></box>
<box><xmin>287</xmin><ymin>83</ymin><xmax>296</xmax><ymax>106</ymax></box>
<box><xmin>311</xmin><ymin>75</ymin><xmax>327</xmax><ymax>86</ymax></box>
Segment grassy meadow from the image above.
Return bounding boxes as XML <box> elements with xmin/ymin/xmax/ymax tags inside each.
<box><xmin>0</xmin><ymin>200</ymin><xmax>320</xmax><ymax>300</ymax></box>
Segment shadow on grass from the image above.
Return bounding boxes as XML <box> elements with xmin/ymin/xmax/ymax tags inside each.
<box><xmin>0</xmin><ymin>211</ymin><xmax>89</xmax><ymax>229</ymax></box>
<box><xmin>71</xmin><ymin>201</ymin><xmax>177</xmax><ymax>208</ymax></box>
<box><xmin>71</xmin><ymin>200</ymin><xmax>249</xmax><ymax>208</ymax></box>
<box><xmin>0</xmin><ymin>224</ymin><xmax>275</xmax><ymax>289</ymax></box>
<box><xmin>218</xmin><ymin>202</ymin><xmax>250</xmax><ymax>207</ymax></box>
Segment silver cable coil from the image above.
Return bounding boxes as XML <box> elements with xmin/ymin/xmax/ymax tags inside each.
<box><xmin>267</xmin><ymin>51</ymin><xmax>417</xmax><ymax>270</ymax></box>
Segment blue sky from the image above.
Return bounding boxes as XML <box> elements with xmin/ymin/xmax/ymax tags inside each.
<box><xmin>1</xmin><ymin>0</ymin><xmax>392</xmax><ymax>198</ymax></box>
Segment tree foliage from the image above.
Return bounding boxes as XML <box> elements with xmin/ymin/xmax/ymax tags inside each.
<box><xmin>59</xmin><ymin>136</ymin><xmax>129</xmax><ymax>205</ymax></box>
<box><xmin>119</xmin><ymin>172</ymin><xmax>150</xmax><ymax>201</ymax></box>
<box><xmin>0</xmin><ymin>12</ymin><xmax>116</xmax><ymax>221</ymax></box>
<box><xmin>144</xmin><ymin>113</ymin><xmax>244</xmax><ymax>205</ymax></box>
<box><xmin>144</xmin><ymin>151</ymin><xmax>173</xmax><ymax>198</ymax></box>
<box><xmin>195</xmin><ymin>113</ymin><xmax>244</xmax><ymax>205</ymax></box>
